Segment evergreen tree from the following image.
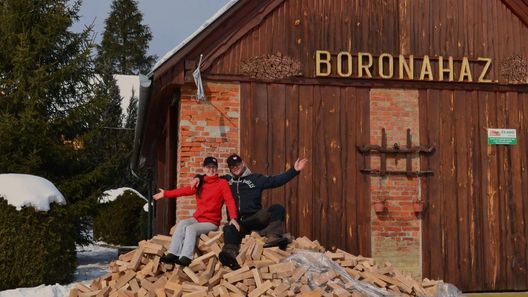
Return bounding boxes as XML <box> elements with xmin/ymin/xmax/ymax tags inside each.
<box><xmin>0</xmin><ymin>0</ymin><xmax>94</xmax><ymax>182</ymax></box>
<box><xmin>96</xmin><ymin>0</ymin><xmax>156</xmax><ymax>75</ymax></box>
<box><xmin>125</xmin><ymin>93</ymin><xmax>138</xmax><ymax>129</ymax></box>
<box><xmin>0</xmin><ymin>0</ymin><xmax>102</xmax><ymax>245</ymax></box>
<box><xmin>69</xmin><ymin>72</ymin><xmax>126</xmax><ymax>197</ymax></box>
<box><xmin>92</xmin><ymin>0</ymin><xmax>155</xmax><ymax>199</ymax></box>
<box><xmin>100</xmin><ymin>72</ymin><xmax>124</xmax><ymax>129</ymax></box>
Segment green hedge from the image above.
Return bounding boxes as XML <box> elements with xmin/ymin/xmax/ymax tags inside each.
<box><xmin>0</xmin><ymin>198</ymin><xmax>77</xmax><ymax>290</ymax></box>
<box><xmin>93</xmin><ymin>190</ymin><xmax>147</xmax><ymax>246</ymax></box>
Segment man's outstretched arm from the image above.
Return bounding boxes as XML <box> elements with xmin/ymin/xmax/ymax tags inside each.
<box><xmin>259</xmin><ymin>158</ymin><xmax>308</xmax><ymax>189</ymax></box>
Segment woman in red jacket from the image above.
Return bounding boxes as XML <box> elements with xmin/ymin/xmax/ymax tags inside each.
<box><xmin>153</xmin><ymin>156</ymin><xmax>239</xmax><ymax>266</ymax></box>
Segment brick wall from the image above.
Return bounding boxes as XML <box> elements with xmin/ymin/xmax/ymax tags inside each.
<box><xmin>176</xmin><ymin>81</ymin><xmax>240</xmax><ymax>222</ymax></box>
<box><xmin>369</xmin><ymin>89</ymin><xmax>422</xmax><ymax>278</ymax></box>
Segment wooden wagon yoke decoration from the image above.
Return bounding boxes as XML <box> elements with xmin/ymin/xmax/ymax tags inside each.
<box><xmin>357</xmin><ymin>128</ymin><xmax>435</xmax><ymax>177</ymax></box>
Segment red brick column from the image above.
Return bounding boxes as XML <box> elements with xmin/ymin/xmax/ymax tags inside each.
<box><xmin>176</xmin><ymin>81</ymin><xmax>240</xmax><ymax>222</ymax></box>
<box><xmin>369</xmin><ymin>89</ymin><xmax>422</xmax><ymax>278</ymax></box>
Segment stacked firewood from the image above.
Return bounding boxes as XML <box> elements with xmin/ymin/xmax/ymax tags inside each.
<box><xmin>239</xmin><ymin>54</ymin><xmax>301</xmax><ymax>80</ymax></box>
<box><xmin>69</xmin><ymin>230</ymin><xmax>443</xmax><ymax>297</ymax></box>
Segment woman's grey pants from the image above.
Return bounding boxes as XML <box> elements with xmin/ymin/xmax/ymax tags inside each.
<box><xmin>168</xmin><ymin>217</ymin><xmax>217</xmax><ymax>259</ymax></box>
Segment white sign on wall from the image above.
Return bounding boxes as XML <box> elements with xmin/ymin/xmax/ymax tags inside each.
<box><xmin>487</xmin><ymin>128</ymin><xmax>517</xmax><ymax>145</ymax></box>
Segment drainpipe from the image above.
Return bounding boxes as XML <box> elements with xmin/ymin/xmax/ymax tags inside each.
<box><xmin>130</xmin><ymin>74</ymin><xmax>154</xmax><ymax>238</ymax></box>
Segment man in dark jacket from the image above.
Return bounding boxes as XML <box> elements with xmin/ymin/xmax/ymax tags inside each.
<box><xmin>218</xmin><ymin>154</ymin><xmax>308</xmax><ymax>269</ymax></box>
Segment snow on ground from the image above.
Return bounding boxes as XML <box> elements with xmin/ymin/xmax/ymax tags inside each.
<box><xmin>0</xmin><ymin>243</ymin><xmax>118</xmax><ymax>297</ymax></box>
<box><xmin>0</xmin><ymin>284</ymin><xmax>76</xmax><ymax>297</ymax></box>
<box><xmin>74</xmin><ymin>243</ymin><xmax>118</xmax><ymax>282</ymax></box>
<box><xmin>0</xmin><ymin>174</ymin><xmax>65</xmax><ymax>211</ymax></box>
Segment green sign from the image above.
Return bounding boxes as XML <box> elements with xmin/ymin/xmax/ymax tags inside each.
<box><xmin>488</xmin><ymin>128</ymin><xmax>517</xmax><ymax>145</ymax></box>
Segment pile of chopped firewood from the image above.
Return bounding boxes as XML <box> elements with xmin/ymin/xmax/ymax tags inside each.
<box><xmin>69</xmin><ymin>230</ymin><xmax>443</xmax><ymax>297</ymax></box>
<box><xmin>239</xmin><ymin>54</ymin><xmax>302</xmax><ymax>80</ymax></box>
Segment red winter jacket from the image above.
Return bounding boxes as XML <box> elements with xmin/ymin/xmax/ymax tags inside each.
<box><xmin>163</xmin><ymin>175</ymin><xmax>238</xmax><ymax>226</ymax></box>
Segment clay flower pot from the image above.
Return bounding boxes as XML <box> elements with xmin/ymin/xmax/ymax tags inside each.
<box><xmin>373</xmin><ymin>200</ymin><xmax>386</xmax><ymax>213</ymax></box>
<box><xmin>413</xmin><ymin>200</ymin><xmax>425</xmax><ymax>213</ymax></box>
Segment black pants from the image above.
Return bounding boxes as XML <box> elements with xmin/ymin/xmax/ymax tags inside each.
<box><xmin>223</xmin><ymin>204</ymin><xmax>285</xmax><ymax>245</ymax></box>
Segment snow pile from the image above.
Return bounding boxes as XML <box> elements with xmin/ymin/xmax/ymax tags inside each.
<box><xmin>143</xmin><ymin>203</ymin><xmax>151</xmax><ymax>212</ymax></box>
<box><xmin>0</xmin><ymin>174</ymin><xmax>66</xmax><ymax>211</ymax></box>
<box><xmin>0</xmin><ymin>283</ymin><xmax>74</xmax><ymax>297</ymax></box>
<box><xmin>99</xmin><ymin>187</ymin><xmax>147</xmax><ymax>204</ymax></box>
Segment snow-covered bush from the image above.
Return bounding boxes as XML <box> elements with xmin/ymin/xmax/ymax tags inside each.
<box><xmin>93</xmin><ymin>189</ymin><xmax>147</xmax><ymax>246</ymax></box>
<box><xmin>0</xmin><ymin>198</ymin><xmax>77</xmax><ymax>290</ymax></box>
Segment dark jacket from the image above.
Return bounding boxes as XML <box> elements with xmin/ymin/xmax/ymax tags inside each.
<box><xmin>224</xmin><ymin>167</ymin><xmax>299</xmax><ymax>217</ymax></box>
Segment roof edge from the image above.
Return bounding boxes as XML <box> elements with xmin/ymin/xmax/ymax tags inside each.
<box><xmin>501</xmin><ymin>0</ymin><xmax>528</xmax><ymax>28</ymax></box>
<box><xmin>149</xmin><ymin>0</ymin><xmax>240</xmax><ymax>75</ymax></box>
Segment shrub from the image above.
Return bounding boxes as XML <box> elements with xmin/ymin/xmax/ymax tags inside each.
<box><xmin>0</xmin><ymin>198</ymin><xmax>77</xmax><ymax>290</ymax></box>
<box><xmin>93</xmin><ymin>190</ymin><xmax>147</xmax><ymax>246</ymax></box>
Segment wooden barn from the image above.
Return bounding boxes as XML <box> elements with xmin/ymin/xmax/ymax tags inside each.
<box><xmin>131</xmin><ymin>0</ymin><xmax>528</xmax><ymax>292</ymax></box>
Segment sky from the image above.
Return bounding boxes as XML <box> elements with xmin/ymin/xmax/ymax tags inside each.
<box><xmin>71</xmin><ymin>0</ymin><xmax>231</xmax><ymax>60</ymax></box>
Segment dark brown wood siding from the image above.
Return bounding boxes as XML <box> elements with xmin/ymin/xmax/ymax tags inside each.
<box><xmin>208</xmin><ymin>0</ymin><xmax>528</xmax><ymax>84</ymax></box>
<box><xmin>153</xmin><ymin>103</ymin><xmax>178</xmax><ymax>235</ymax></box>
<box><xmin>420</xmin><ymin>90</ymin><xmax>528</xmax><ymax>291</ymax></box>
<box><xmin>240</xmin><ymin>82</ymin><xmax>371</xmax><ymax>255</ymax></box>
<box><xmin>146</xmin><ymin>0</ymin><xmax>528</xmax><ymax>291</ymax></box>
